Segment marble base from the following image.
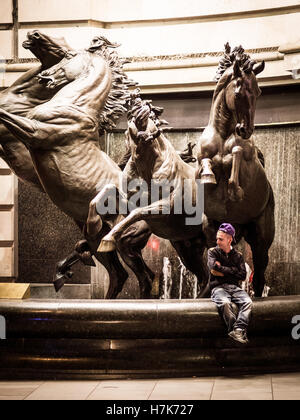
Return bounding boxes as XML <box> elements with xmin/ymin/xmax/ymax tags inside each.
<box><xmin>0</xmin><ymin>283</ymin><xmax>30</xmax><ymax>299</ymax></box>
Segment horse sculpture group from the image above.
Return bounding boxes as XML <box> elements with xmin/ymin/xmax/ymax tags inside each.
<box><xmin>0</xmin><ymin>33</ymin><xmax>275</xmax><ymax>298</ymax></box>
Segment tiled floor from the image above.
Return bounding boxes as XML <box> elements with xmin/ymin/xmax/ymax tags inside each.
<box><xmin>0</xmin><ymin>372</ymin><xmax>299</xmax><ymax>400</ymax></box>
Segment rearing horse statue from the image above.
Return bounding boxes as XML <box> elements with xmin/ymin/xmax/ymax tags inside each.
<box><xmin>0</xmin><ymin>31</ymin><xmax>113</xmax><ymax>290</ymax></box>
<box><xmin>0</xmin><ymin>37</ymin><xmax>155</xmax><ymax>299</ymax></box>
<box><xmin>197</xmin><ymin>44</ymin><xmax>275</xmax><ymax>297</ymax></box>
<box><xmin>0</xmin><ymin>30</ymin><xmax>71</xmax><ymax>191</ymax></box>
<box><xmin>198</xmin><ymin>44</ymin><xmax>265</xmax><ymax>201</ymax></box>
<box><xmin>93</xmin><ymin>90</ymin><xmax>208</xmax><ymax>293</ymax></box>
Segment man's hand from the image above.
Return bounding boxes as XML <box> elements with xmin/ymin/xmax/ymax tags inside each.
<box><xmin>211</xmin><ymin>262</ymin><xmax>224</xmax><ymax>277</ymax></box>
<box><xmin>211</xmin><ymin>269</ymin><xmax>224</xmax><ymax>277</ymax></box>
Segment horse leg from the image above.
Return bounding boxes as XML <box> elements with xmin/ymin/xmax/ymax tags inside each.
<box><xmin>199</xmin><ymin>159</ymin><xmax>217</xmax><ymax>184</ymax></box>
<box><xmin>53</xmin><ymin>219</ymin><xmax>94</xmax><ymax>292</ymax></box>
<box><xmin>0</xmin><ymin>109</ymin><xmax>42</xmax><ymax>147</ymax></box>
<box><xmin>88</xmin><ymin>195</ymin><xmax>154</xmax><ymax>298</ymax></box>
<box><xmin>94</xmin><ymin>250</ymin><xmax>129</xmax><ymax>299</ymax></box>
<box><xmin>228</xmin><ymin>145</ymin><xmax>244</xmax><ymax>201</ymax></box>
<box><xmin>98</xmin><ymin>198</ymin><xmax>170</xmax><ymax>253</ymax></box>
<box><xmin>90</xmin><ymin>183</ymin><xmax>128</xmax><ymax>220</ymax></box>
<box><xmin>90</xmin><ymin>239</ymin><xmax>129</xmax><ymax>300</ymax></box>
<box><xmin>244</xmin><ymin>190</ymin><xmax>275</xmax><ymax>297</ymax></box>
<box><xmin>197</xmin><ymin>133</ymin><xmax>218</xmax><ymax>184</ymax></box>
<box><xmin>53</xmin><ymin>251</ymin><xmax>80</xmax><ymax>292</ymax></box>
<box><xmin>85</xmin><ymin>203</ymin><xmax>129</xmax><ymax>299</ymax></box>
<box><xmin>86</xmin><ymin>200</ymin><xmax>103</xmax><ymax>238</ymax></box>
<box><xmin>53</xmin><ymin>239</ymin><xmax>96</xmax><ymax>292</ymax></box>
<box><xmin>171</xmin><ymin>237</ymin><xmax>209</xmax><ymax>298</ymax></box>
<box><xmin>117</xmin><ymin>222</ymin><xmax>154</xmax><ymax>299</ymax></box>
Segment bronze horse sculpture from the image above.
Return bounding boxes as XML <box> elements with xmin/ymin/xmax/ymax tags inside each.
<box><xmin>0</xmin><ymin>31</ymin><xmax>100</xmax><ymax>285</ymax></box>
<box><xmin>0</xmin><ymin>30</ymin><xmax>71</xmax><ymax>191</ymax></box>
<box><xmin>197</xmin><ymin>44</ymin><xmax>275</xmax><ymax>297</ymax></box>
<box><xmin>0</xmin><ymin>36</ymin><xmax>156</xmax><ymax>299</ymax></box>
<box><xmin>93</xmin><ymin>90</ymin><xmax>209</xmax><ymax>293</ymax></box>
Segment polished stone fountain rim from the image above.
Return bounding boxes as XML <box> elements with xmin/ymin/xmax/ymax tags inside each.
<box><xmin>0</xmin><ymin>296</ymin><xmax>299</xmax><ymax>380</ymax></box>
<box><xmin>0</xmin><ymin>296</ymin><xmax>299</xmax><ymax>339</ymax></box>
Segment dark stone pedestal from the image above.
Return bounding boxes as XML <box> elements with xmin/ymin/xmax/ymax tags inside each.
<box><xmin>0</xmin><ymin>296</ymin><xmax>299</xmax><ymax>379</ymax></box>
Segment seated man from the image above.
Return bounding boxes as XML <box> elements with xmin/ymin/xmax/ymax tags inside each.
<box><xmin>208</xmin><ymin>223</ymin><xmax>252</xmax><ymax>344</ymax></box>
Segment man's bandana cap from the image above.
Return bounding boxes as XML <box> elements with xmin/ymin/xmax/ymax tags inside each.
<box><xmin>219</xmin><ymin>223</ymin><xmax>236</xmax><ymax>239</ymax></box>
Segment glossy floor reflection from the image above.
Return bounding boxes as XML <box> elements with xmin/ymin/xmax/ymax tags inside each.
<box><xmin>0</xmin><ymin>372</ymin><xmax>299</xmax><ymax>400</ymax></box>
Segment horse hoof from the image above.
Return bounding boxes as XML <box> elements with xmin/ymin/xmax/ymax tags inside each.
<box><xmin>53</xmin><ymin>275</ymin><xmax>65</xmax><ymax>293</ymax></box>
<box><xmin>200</xmin><ymin>174</ymin><xmax>217</xmax><ymax>185</ymax></box>
<box><xmin>98</xmin><ymin>238</ymin><xmax>117</xmax><ymax>253</ymax></box>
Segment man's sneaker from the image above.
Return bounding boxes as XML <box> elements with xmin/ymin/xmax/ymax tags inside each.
<box><xmin>228</xmin><ymin>329</ymin><xmax>249</xmax><ymax>345</ymax></box>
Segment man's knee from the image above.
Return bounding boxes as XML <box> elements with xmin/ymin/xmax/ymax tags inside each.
<box><xmin>211</xmin><ymin>290</ymin><xmax>231</xmax><ymax>307</ymax></box>
<box><xmin>239</xmin><ymin>298</ymin><xmax>253</xmax><ymax>312</ymax></box>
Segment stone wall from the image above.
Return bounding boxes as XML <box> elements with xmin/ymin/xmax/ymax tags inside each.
<box><xmin>17</xmin><ymin>182</ymin><xmax>90</xmax><ymax>286</ymax></box>
<box><xmin>254</xmin><ymin>126</ymin><xmax>300</xmax><ymax>295</ymax></box>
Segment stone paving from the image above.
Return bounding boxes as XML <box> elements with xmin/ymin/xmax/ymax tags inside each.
<box><xmin>0</xmin><ymin>372</ymin><xmax>299</xmax><ymax>400</ymax></box>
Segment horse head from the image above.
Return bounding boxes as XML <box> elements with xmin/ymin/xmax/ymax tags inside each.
<box><xmin>23</xmin><ymin>30</ymin><xmax>71</xmax><ymax>69</ymax></box>
<box><xmin>88</xmin><ymin>35</ymin><xmax>121</xmax><ymax>53</ymax></box>
<box><xmin>127</xmin><ymin>90</ymin><xmax>165</xmax><ymax>147</ymax></box>
<box><xmin>225</xmin><ymin>58</ymin><xmax>264</xmax><ymax>139</ymax></box>
<box><xmin>215</xmin><ymin>44</ymin><xmax>265</xmax><ymax>140</ymax></box>
<box><xmin>37</xmin><ymin>50</ymin><xmax>90</xmax><ymax>90</ymax></box>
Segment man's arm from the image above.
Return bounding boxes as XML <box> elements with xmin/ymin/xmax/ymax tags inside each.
<box><xmin>217</xmin><ymin>253</ymin><xmax>246</xmax><ymax>281</ymax></box>
<box><xmin>208</xmin><ymin>249</ymin><xmax>224</xmax><ymax>277</ymax></box>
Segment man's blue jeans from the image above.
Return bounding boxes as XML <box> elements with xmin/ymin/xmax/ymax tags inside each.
<box><xmin>211</xmin><ymin>284</ymin><xmax>253</xmax><ymax>332</ymax></box>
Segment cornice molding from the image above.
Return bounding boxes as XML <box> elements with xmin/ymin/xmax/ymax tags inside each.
<box><xmin>14</xmin><ymin>4</ymin><xmax>300</xmax><ymax>29</ymax></box>
<box><xmin>4</xmin><ymin>46</ymin><xmax>281</xmax><ymax>68</ymax></box>
<box><xmin>2</xmin><ymin>46</ymin><xmax>299</xmax><ymax>93</ymax></box>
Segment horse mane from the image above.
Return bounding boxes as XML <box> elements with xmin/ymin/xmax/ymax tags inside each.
<box><xmin>87</xmin><ymin>36</ymin><xmax>138</xmax><ymax>134</ymax></box>
<box><xmin>213</xmin><ymin>43</ymin><xmax>258</xmax><ymax>101</ymax></box>
<box><xmin>214</xmin><ymin>43</ymin><xmax>256</xmax><ymax>82</ymax></box>
<box><xmin>127</xmin><ymin>89</ymin><xmax>168</xmax><ymax>131</ymax></box>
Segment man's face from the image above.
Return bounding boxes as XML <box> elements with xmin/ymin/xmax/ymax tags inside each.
<box><xmin>216</xmin><ymin>231</ymin><xmax>232</xmax><ymax>251</ymax></box>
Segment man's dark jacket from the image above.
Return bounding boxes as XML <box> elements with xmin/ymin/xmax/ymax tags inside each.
<box><xmin>208</xmin><ymin>246</ymin><xmax>247</xmax><ymax>291</ymax></box>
